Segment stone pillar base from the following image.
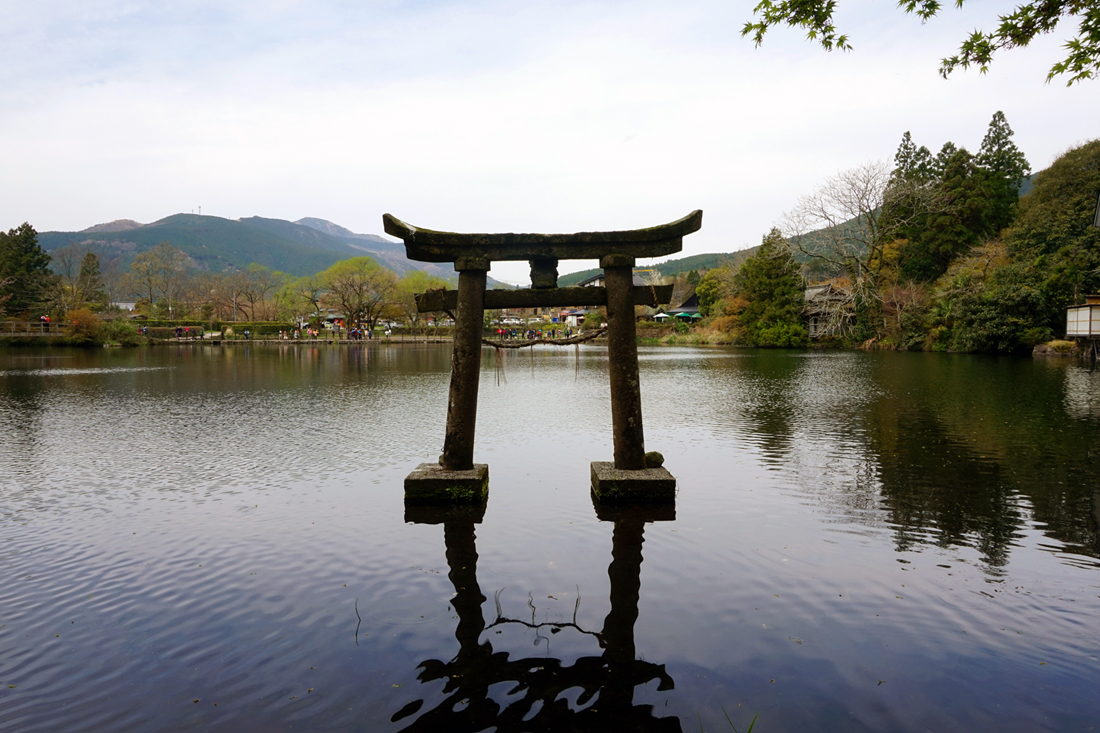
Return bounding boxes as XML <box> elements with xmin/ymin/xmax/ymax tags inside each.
<box><xmin>404</xmin><ymin>463</ymin><xmax>489</xmax><ymax>505</ymax></box>
<box><xmin>590</xmin><ymin>461</ymin><xmax>676</xmax><ymax>503</ymax></box>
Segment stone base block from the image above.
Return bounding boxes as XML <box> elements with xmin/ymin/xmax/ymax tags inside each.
<box><xmin>404</xmin><ymin>463</ymin><xmax>489</xmax><ymax>505</ymax></box>
<box><xmin>590</xmin><ymin>462</ymin><xmax>676</xmax><ymax>503</ymax></box>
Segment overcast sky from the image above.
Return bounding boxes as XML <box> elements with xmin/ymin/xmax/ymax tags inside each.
<box><xmin>1</xmin><ymin>0</ymin><xmax>1095</xmax><ymax>284</ymax></box>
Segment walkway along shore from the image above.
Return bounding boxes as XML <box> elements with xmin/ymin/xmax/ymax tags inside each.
<box><xmin>159</xmin><ymin>335</ymin><xmax>456</xmax><ymax>345</ymax></box>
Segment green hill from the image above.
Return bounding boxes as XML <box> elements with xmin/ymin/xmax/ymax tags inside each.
<box><xmin>558</xmin><ymin>251</ymin><xmax>750</xmax><ymax>286</ymax></box>
<box><xmin>38</xmin><ymin>214</ymin><xmax>504</xmax><ymax>285</ymax></box>
<box><xmin>39</xmin><ymin>214</ymin><xmax>357</xmax><ymax>276</ymax></box>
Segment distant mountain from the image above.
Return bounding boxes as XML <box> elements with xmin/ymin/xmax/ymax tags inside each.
<box><xmin>40</xmin><ymin>214</ymin><xmax>352</xmax><ymax>275</ymax></box>
<box><xmin>82</xmin><ymin>219</ymin><xmax>144</xmax><ymax>233</ymax></box>
<box><xmin>37</xmin><ymin>213</ymin><xmax>505</xmax><ymax>285</ymax></box>
<box><xmin>295</xmin><ymin>218</ymin><xmax>401</xmax><ymax>251</ymax></box>
<box><xmin>293</xmin><ymin>217</ymin><xmax>459</xmax><ymax>282</ymax></box>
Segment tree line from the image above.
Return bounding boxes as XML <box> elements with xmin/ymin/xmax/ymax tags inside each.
<box><xmin>694</xmin><ymin>113</ymin><xmax>1100</xmax><ymax>353</ymax></box>
<box><xmin>0</xmin><ymin>229</ymin><xmax>449</xmax><ymax>331</ymax></box>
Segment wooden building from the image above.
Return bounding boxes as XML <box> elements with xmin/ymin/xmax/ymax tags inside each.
<box><xmin>1066</xmin><ymin>294</ymin><xmax>1100</xmax><ymax>338</ymax></box>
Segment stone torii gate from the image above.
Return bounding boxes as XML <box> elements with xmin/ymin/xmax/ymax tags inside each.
<box><xmin>387</xmin><ymin>210</ymin><xmax>702</xmax><ymax>504</ymax></box>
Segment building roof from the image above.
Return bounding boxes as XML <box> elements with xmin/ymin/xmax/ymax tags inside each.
<box><xmin>665</xmin><ymin>293</ymin><xmax>700</xmax><ymax>315</ymax></box>
<box><xmin>577</xmin><ymin>273</ymin><xmax>648</xmax><ymax>288</ymax></box>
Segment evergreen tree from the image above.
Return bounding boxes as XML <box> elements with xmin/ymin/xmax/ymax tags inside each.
<box><xmin>695</xmin><ymin>268</ymin><xmax>728</xmax><ymax>317</ymax></box>
<box><xmin>976</xmin><ymin>111</ymin><xmax>1031</xmax><ymax>232</ymax></box>
<box><xmin>78</xmin><ymin>252</ymin><xmax>108</xmax><ymax>310</ymax></box>
<box><xmin>0</xmin><ymin>223</ymin><xmax>52</xmax><ymax>317</ymax></box>
<box><xmin>1006</xmin><ymin>138</ymin><xmax>1100</xmax><ymax>314</ymax></box>
<box><xmin>882</xmin><ymin>131</ymin><xmax>940</xmax><ymax>260</ymax></box>
<box><xmin>734</xmin><ymin>229</ymin><xmax>807</xmax><ymax>347</ymax></box>
<box><xmin>891</xmin><ymin>131</ymin><xmax>935</xmax><ymax>184</ymax></box>
<box><xmin>900</xmin><ymin>148</ymin><xmax>995</xmax><ymax>282</ymax></box>
<box><xmin>931</xmin><ymin>141</ymin><xmax>960</xmax><ymax>179</ymax></box>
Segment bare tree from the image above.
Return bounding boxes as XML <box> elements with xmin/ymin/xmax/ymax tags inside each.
<box><xmin>204</xmin><ymin>270</ymin><xmax>251</xmax><ymax>321</ymax></box>
<box><xmin>779</xmin><ymin>160</ymin><xmax>942</xmax><ymax>339</ymax></box>
<box><xmin>292</xmin><ymin>274</ymin><xmax>327</xmax><ymax>326</ymax></box>
<box><xmin>122</xmin><ymin>242</ymin><xmax>190</xmax><ymax>316</ymax></box>
<box><xmin>50</xmin><ymin>243</ymin><xmax>90</xmax><ymax>313</ymax></box>
<box><xmin>238</xmin><ymin>265</ymin><xmax>286</xmax><ymax>321</ymax></box>
<box><xmin>0</xmin><ymin>276</ymin><xmax>12</xmax><ymax>317</ymax></box>
<box><xmin>123</xmin><ymin>250</ymin><xmax>160</xmax><ymax>307</ymax></box>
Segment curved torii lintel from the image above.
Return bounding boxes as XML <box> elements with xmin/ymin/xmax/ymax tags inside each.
<box><xmin>382</xmin><ymin>210</ymin><xmax>702</xmax><ymax>264</ymax></box>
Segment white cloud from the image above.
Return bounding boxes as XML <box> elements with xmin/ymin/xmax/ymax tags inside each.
<box><xmin>1</xmin><ymin>0</ymin><xmax>1095</xmax><ymax>283</ymax></box>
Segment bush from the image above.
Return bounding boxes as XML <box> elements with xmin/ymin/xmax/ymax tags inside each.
<box><xmin>99</xmin><ymin>320</ymin><xmax>142</xmax><ymax>346</ymax></box>
<box><xmin>583</xmin><ymin>311</ymin><xmax>606</xmax><ymax>329</ymax></box>
<box><xmin>752</xmin><ymin>322</ymin><xmax>809</xmax><ymax>348</ymax></box>
<box><xmin>65</xmin><ymin>309</ymin><xmax>100</xmax><ymax>342</ymax></box>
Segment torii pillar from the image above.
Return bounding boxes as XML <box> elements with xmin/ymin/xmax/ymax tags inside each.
<box><xmin>388</xmin><ymin>211</ymin><xmax>702</xmax><ymax>505</ymax></box>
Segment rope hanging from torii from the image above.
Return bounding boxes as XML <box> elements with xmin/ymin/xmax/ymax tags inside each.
<box><xmin>440</xmin><ymin>306</ymin><xmax>607</xmax><ymax>349</ymax></box>
<box><xmin>482</xmin><ymin>327</ymin><xmax>606</xmax><ymax>349</ymax></box>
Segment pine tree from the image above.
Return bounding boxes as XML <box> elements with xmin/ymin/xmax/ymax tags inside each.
<box><xmin>891</xmin><ymin>131</ymin><xmax>935</xmax><ymax>184</ymax></box>
<box><xmin>931</xmin><ymin>142</ymin><xmax>960</xmax><ymax>179</ymax></box>
<box><xmin>976</xmin><ymin>111</ymin><xmax>1030</xmax><ymax>232</ymax></box>
<box><xmin>900</xmin><ymin>148</ymin><xmax>995</xmax><ymax>282</ymax></box>
<box><xmin>0</xmin><ymin>223</ymin><xmax>52</xmax><ymax>317</ymax></box>
<box><xmin>734</xmin><ymin>229</ymin><xmax>807</xmax><ymax>347</ymax></box>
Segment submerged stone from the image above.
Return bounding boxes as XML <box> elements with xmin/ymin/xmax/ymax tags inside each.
<box><xmin>590</xmin><ymin>461</ymin><xmax>676</xmax><ymax>503</ymax></box>
<box><xmin>404</xmin><ymin>463</ymin><xmax>489</xmax><ymax>505</ymax></box>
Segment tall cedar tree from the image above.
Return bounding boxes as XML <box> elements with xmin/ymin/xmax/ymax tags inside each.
<box><xmin>734</xmin><ymin>229</ymin><xmax>808</xmax><ymax>347</ymax></box>
<box><xmin>0</xmin><ymin>223</ymin><xmax>52</xmax><ymax>317</ymax></box>
<box><xmin>888</xmin><ymin>112</ymin><xmax>1028</xmax><ymax>282</ymax></box>
<box><xmin>977</xmin><ymin>111</ymin><xmax>1031</xmax><ymax>233</ymax></box>
<box><xmin>901</xmin><ymin>148</ymin><xmax>995</xmax><ymax>282</ymax></box>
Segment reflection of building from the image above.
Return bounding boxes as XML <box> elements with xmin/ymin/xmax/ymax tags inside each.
<box><xmin>1063</xmin><ymin>365</ymin><xmax>1100</xmax><ymax>420</ymax></box>
<box><xmin>398</xmin><ymin>501</ymin><xmax>681</xmax><ymax>732</ymax></box>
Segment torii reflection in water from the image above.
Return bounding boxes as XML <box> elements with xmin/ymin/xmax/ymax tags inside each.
<box><xmin>395</xmin><ymin>501</ymin><xmax>682</xmax><ymax>732</ymax></box>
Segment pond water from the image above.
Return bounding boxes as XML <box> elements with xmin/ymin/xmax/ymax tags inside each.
<box><xmin>1</xmin><ymin>343</ymin><xmax>1098</xmax><ymax>732</ymax></box>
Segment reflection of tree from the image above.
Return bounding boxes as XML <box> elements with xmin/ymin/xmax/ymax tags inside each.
<box><xmin>869</xmin><ymin>403</ymin><xmax>1021</xmax><ymax>567</ymax></box>
<box><xmin>0</xmin><ymin>371</ymin><xmax>47</xmax><ymax>457</ymax></box>
<box><xmin>865</xmin><ymin>355</ymin><xmax>1100</xmax><ymax>565</ymax></box>
<box><xmin>732</xmin><ymin>352</ymin><xmax>802</xmax><ymax>467</ymax></box>
<box><xmin>397</xmin><ymin>506</ymin><xmax>681</xmax><ymax>732</ymax></box>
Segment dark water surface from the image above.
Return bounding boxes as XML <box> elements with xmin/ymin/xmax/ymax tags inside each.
<box><xmin>1</xmin><ymin>344</ymin><xmax>1098</xmax><ymax>732</ymax></box>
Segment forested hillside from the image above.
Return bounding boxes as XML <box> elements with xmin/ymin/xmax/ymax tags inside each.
<box><xmin>695</xmin><ymin>113</ymin><xmax>1100</xmax><ymax>353</ymax></box>
<box><xmin>558</xmin><ymin>251</ymin><xmax>750</xmax><ymax>287</ymax></box>
<box><xmin>36</xmin><ymin>214</ymin><xmax>461</xmax><ymax>281</ymax></box>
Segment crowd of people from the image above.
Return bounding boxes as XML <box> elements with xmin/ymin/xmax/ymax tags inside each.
<box><xmin>150</xmin><ymin>322</ymin><xmax>578</xmax><ymax>342</ymax></box>
<box><xmin>493</xmin><ymin>327</ymin><xmax>573</xmax><ymax>340</ymax></box>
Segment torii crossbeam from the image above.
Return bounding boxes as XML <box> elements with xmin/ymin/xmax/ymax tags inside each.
<box><xmin>388</xmin><ymin>210</ymin><xmax>703</xmax><ymax>504</ymax></box>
